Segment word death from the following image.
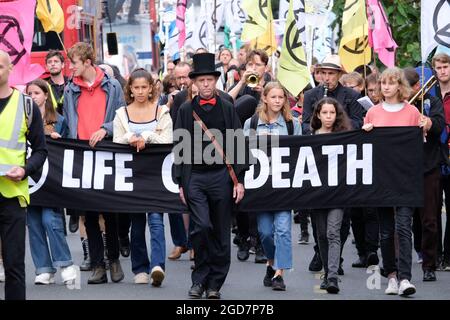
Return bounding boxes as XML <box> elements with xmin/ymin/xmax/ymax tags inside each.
<box><xmin>245</xmin><ymin>144</ymin><xmax>373</xmax><ymax>189</ymax></box>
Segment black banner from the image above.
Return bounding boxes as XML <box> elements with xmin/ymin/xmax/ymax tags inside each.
<box><xmin>30</xmin><ymin>127</ymin><xmax>424</xmax><ymax>213</ymax></box>
<box><xmin>240</xmin><ymin>127</ymin><xmax>424</xmax><ymax>211</ymax></box>
<box><xmin>30</xmin><ymin>139</ymin><xmax>186</xmax><ymax>213</ymax></box>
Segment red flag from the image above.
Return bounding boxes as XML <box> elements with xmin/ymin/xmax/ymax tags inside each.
<box><xmin>367</xmin><ymin>0</ymin><xmax>398</xmax><ymax>67</ymax></box>
<box><xmin>0</xmin><ymin>0</ymin><xmax>45</xmax><ymax>86</ymax></box>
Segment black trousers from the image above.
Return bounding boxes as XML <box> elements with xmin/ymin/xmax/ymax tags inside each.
<box><xmin>0</xmin><ymin>197</ymin><xmax>26</xmax><ymax>300</ymax></box>
<box><xmin>236</xmin><ymin>211</ymin><xmax>258</xmax><ymax>241</ymax></box>
<box><xmin>438</xmin><ymin>175</ymin><xmax>450</xmax><ymax>261</ymax></box>
<box><xmin>186</xmin><ymin>168</ymin><xmax>232</xmax><ymax>291</ymax></box>
<box><xmin>418</xmin><ymin>168</ymin><xmax>440</xmax><ymax>271</ymax></box>
<box><xmin>84</xmin><ymin>212</ymin><xmax>120</xmax><ymax>268</ymax></box>
<box><xmin>118</xmin><ymin>213</ymin><xmax>131</xmax><ymax>240</ymax></box>
<box><xmin>350</xmin><ymin>207</ymin><xmax>380</xmax><ymax>256</ymax></box>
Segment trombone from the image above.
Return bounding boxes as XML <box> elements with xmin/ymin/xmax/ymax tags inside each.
<box><xmin>409</xmin><ymin>75</ymin><xmax>437</xmax><ymax>104</ymax></box>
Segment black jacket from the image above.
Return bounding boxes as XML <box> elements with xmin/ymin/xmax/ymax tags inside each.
<box><xmin>413</xmin><ymin>94</ymin><xmax>445</xmax><ymax>174</ymax></box>
<box><xmin>170</xmin><ymin>89</ymin><xmax>234</xmax><ymax>125</ymax></box>
<box><xmin>173</xmin><ymin>95</ymin><xmax>247</xmax><ymax>189</ymax></box>
<box><xmin>302</xmin><ymin>83</ymin><xmax>365</xmax><ymax>134</ymax></box>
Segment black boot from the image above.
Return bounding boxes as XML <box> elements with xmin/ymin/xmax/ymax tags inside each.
<box><xmin>87</xmin><ymin>266</ymin><xmax>107</xmax><ymax>284</ymax></box>
<box><xmin>80</xmin><ymin>238</ymin><xmax>91</xmax><ymax>271</ymax></box>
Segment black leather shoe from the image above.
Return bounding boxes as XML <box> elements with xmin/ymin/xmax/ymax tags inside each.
<box><xmin>69</xmin><ymin>215</ymin><xmax>79</xmax><ymax>233</ymax></box>
<box><xmin>308</xmin><ymin>252</ymin><xmax>323</xmax><ymax>272</ymax></box>
<box><xmin>263</xmin><ymin>266</ymin><xmax>275</xmax><ymax>287</ymax></box>
<box><xmin>423</xmin><ymin>270</ymin><xmax>437</xmax><ymax>281</ymax></box>
<box><xmin>326</xmin><ymin>277</ymin><xmax>340</xmax><ymax>294</ymax></box>
<box><xmin>188</xmin><ymin>284</ymin><xmax>205</xmax><ymax>298</ymax></box>
<box><xmin>206</xmin><ymin>289</ymin><xmax>221</xmax><ymax>299</ymax></box>
<box><xmin>119</xmin><ymin>237</ymin><xmax>130</xmax><ymax>258</ymax></box>
<box><xmin>367</xmin><ymin>252</ymin><xmax>379</xmax><ymax>266</ymax></box>
<box><xmin>352</xmin><ymin>255</ymin><xmax>367</xmax><ymax>268</ymax></box>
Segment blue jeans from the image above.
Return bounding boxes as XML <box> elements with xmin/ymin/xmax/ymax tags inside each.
<box><xmin>257</xmin><ymin>211</ymin><xmax>292</xmax><ymax>270</ymax></box>
<box><xmin>27</xmin><ymin>206</ymin><xmax>73</xmax><ymax>275</ymax></box>
<box><xmin>130</xmin><ymin>212</ymin><xmax>165</xmax><ymax>274</ymax></box>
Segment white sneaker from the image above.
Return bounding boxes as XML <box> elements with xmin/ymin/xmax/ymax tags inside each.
<box><xmin>0</xmin><ymin>261</ymin><xmax>5</xmax><ymax>282</ymax></box>
<box><xmin>385</xmin><ymin>277</ymin><xmax>398</xmax><ymax>295</ymax></box>
<box><xmin>150</xmin><ymin>266</ymin><xmax>165</xmax><ymax>287</ymax></box>
<box><xmin>398</xmin><ymin>279</ymin><xmax>416</xmax><ymax>296</ymax></box>
<box><xmin>61</xmin><ymin>265</ymin><xmax>78</xmax><ymax>285</ymax></box>
<box><xmin>134</xmin><ymin>272</ymin><xmax>149</xmax><ymax>284</ymax></box>
<box><xmin>35</xmin><ymin>273</ymin><xmax>55</xmax><ymax>285</ymax></box>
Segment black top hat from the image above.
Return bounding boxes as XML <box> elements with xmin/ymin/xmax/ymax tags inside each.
<box><xmin>188</xmin><ymin>53</ymin><xmax>221</xmax><ymax>79</ymax></box>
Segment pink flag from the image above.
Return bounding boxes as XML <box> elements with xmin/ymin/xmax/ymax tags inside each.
<box><xmin>0</xmin><ymin>0</ymin><xmax>45</xmax><ymax>87</ymax></box>
<box><xmin>367</xmin><ymin>0</ymin><xmax>398</xmax><ymax>67</ymax></box>
<box><xmin>176</xmin><ymin>0</ymin><xmax>187</xmax><ymax>48</ymax></box>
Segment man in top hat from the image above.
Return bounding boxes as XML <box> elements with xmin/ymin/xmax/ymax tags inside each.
<box><xmin>302</xmin><ymin>54</ymin><xmax>365</xmax><ymax>134</ymax></box>
<box><xmin>173</xmin><ymin>53</ymin><xmax>247</xmax><ymax>299</ymax></box>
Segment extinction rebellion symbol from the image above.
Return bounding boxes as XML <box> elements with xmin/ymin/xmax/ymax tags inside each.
<box><xmin>286</xmin><ymin>21</ymin><xmax>307</xmax><ymax>67</ymax></box>
<box><xmin>0</xmin><ymin>15</ymin><xmax>26</xmax><ymax>65</ymax></box>
<box><xmin>343</xmin><ymin>37</ymin><xmax>369</xmax><ymax>55</ymax></box>
<box><xmin>433</xmin><ymin>0</ymin><xmax>450</xmax><ymax>47</ymax></box>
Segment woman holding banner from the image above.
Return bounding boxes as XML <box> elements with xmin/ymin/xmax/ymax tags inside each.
<box><xmin>113</xmin><ymin>68</ymin><xmax>173</xmax><ymax>286</ymax></box>
<box><xmin>363</xmin><ymin>67</ymin><xmax>427</xmax><ymax>297</ymax></box>
<box><xmin>25</xmin><ymin>79</ymin><xmax>78</xmax><ymax>286</ymax></box>
<box><xmin>243</xmin><ymin>81</ymin><xmax>301</xmax><ymax>291</ymax></box>
<box><xmin>310</xmin><ymin>97</ymin><xmax>352</xmax><ymax>294</ymax></box>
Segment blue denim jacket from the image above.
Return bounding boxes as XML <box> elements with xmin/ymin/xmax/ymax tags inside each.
<box><xmin>243</xmin><ymin>113</ymin><xmax>302</xmax><ymax>136</ymax></box>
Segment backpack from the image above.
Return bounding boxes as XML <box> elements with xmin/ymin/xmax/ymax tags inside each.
<box><xmin>22</xmin><ymin>93</ymin><xmax>33</xmax><ymax>131</ymax></box>
<box><xmin>249</xmin><ymin>113</ymin><xmax>294</xmax><ymax>135</ymax></box>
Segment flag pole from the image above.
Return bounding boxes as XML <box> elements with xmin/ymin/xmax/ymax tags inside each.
<box><xmin>421</xmin><ymin>63</ymin><xmax>425</xmax><ymax>114</ymax></box>
<box><xmin>56</xmin><ymin>33</ymin><xmax>67</xmax><ymax>54</ymax></box>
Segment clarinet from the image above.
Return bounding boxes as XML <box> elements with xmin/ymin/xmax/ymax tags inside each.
<box><xmin>323</xmin><ymin>83</ymin><xmax>328</xmax><ymax>97</ymax></box>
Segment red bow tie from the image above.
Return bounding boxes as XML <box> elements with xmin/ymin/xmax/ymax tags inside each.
<box><xmin>199</xmin><ymin>98</ymin><xmax>216</xmax><ymax>106</ymax></box>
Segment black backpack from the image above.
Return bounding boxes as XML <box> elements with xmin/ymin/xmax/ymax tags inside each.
<box><xmin>249</xmin><ymin>113</ymin><xmax>294</xmax><ymax>135</ymax></box>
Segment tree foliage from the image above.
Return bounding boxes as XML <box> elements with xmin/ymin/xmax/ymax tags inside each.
<box><xmin>332</xmin><ymin>0</ymin><xmax>421</xmax><ymax>69</ymax></box>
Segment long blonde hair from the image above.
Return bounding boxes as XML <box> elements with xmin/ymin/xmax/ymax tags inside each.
<box><xmin>255</xmin><ymin>81</ymin><xmax>293</xmax><ymax>123</ymax></box>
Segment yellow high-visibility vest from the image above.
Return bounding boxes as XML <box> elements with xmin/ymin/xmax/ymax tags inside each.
<box><xmin>0</xmin><ymin>89</ymin><xmax>30</xmax><ymax>205</ymax></box>
<box><xmin>47</xmin><ymin>82</ymin><xmax>63</xmax><ymax>109</ymax></box>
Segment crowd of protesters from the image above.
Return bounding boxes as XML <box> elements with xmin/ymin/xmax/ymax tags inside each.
<box><xmin>0</xmin><ymin>41</ymin><xmax>449</xmax><ymax>300</ymax></box>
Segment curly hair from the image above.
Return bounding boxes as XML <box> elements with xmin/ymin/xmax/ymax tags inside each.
<box><xmin>124</xmin><ymin>68</ymin><xmax>158</xmax><ymax>105</ymax></box>
<box><xmin>310</xmin><ymin>97</ymin><xmax>352</xmax><ymax>133</ymax></box>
